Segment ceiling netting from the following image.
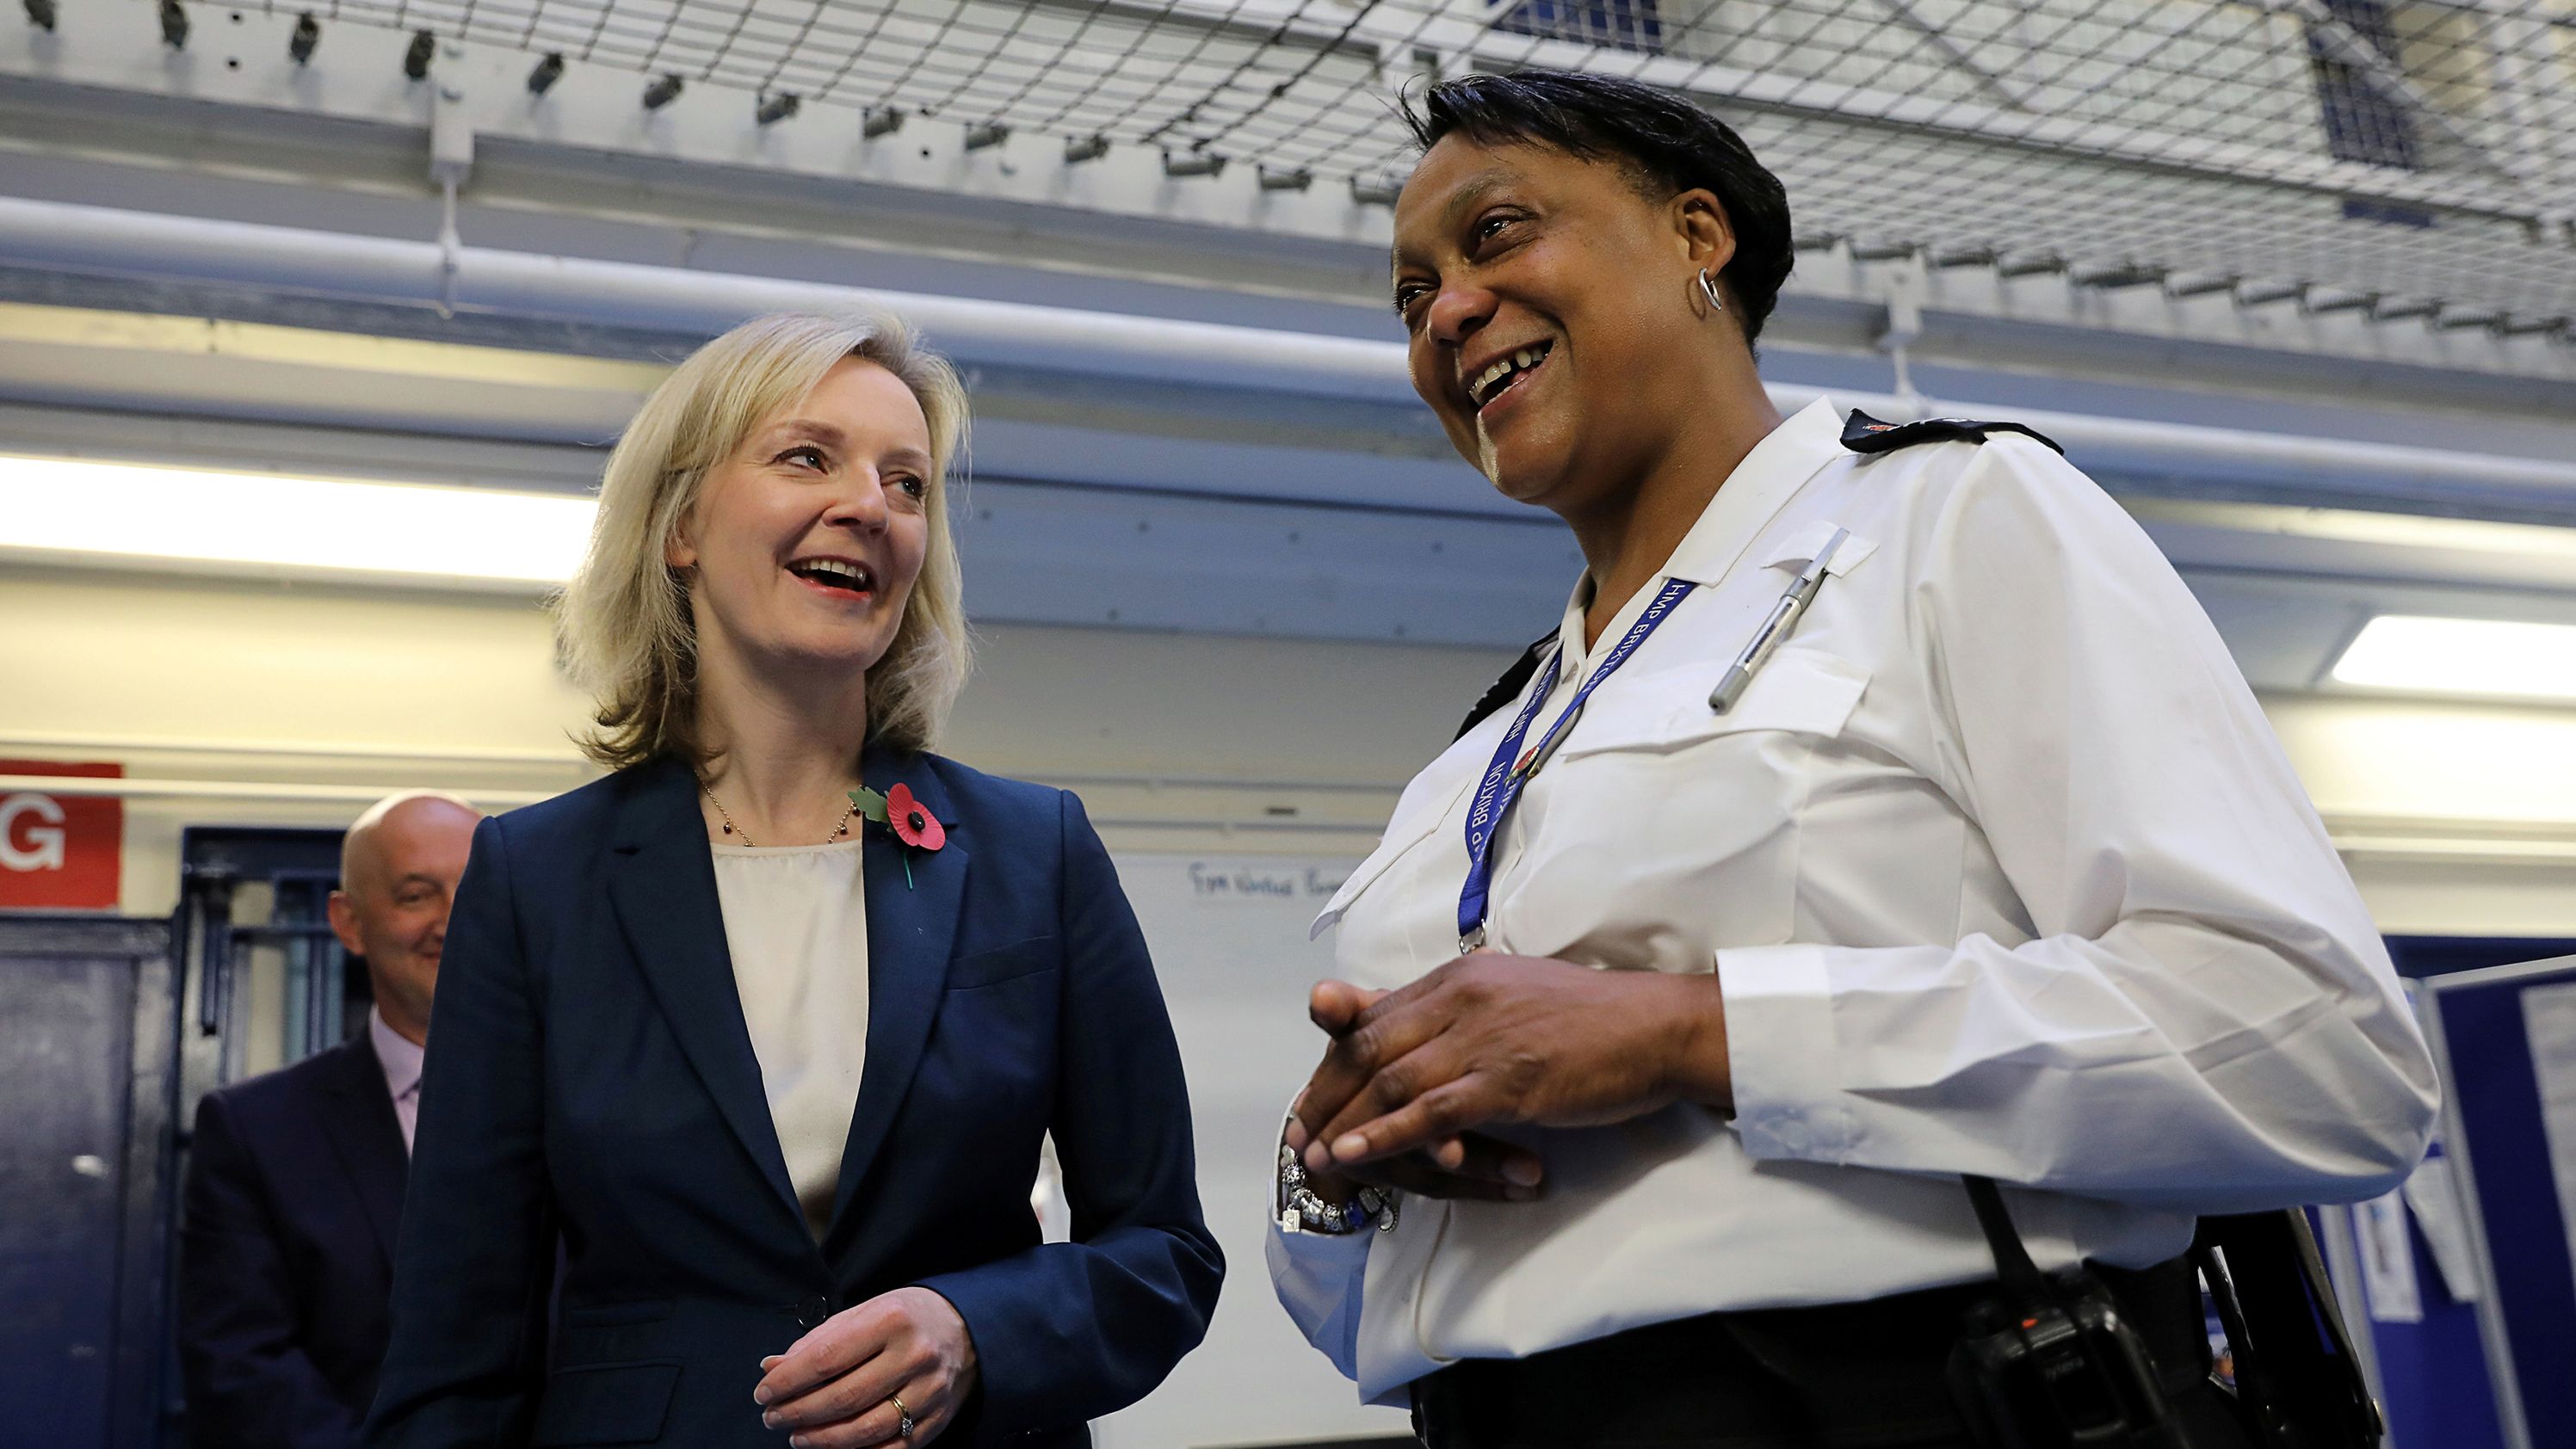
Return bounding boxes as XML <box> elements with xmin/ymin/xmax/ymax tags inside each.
<box><xmin>256</xmin><ymin>0</ymin><xmax>2576</xmax><ymax>329</ymax></box>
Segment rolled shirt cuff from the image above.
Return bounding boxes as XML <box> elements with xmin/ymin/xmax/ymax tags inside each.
<box><xmin>1265</xmin><ymin>1205</ymin><xmax>1373</xmax><ymax>1383</ymax></box>
<box><xmin>1718</xmin><ymin>943</ymin><xmax>1864</xmax><ymax>1162</ymax></box>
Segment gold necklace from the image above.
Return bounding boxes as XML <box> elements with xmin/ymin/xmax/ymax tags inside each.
<box><xmin>701</xmin><ymin>782</ymin><xmax>859</xmax><ymax>848</ymax></box>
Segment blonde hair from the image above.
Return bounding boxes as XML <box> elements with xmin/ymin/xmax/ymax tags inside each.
<box><xmin>556</xmin><ymin>311</ymin><xmax>972</xmax><ymax>770</ymax></box>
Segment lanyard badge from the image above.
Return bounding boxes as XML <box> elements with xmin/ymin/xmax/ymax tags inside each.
<box><xmin>1452</xmin><ymin>526</ymin><xmax>1849</xmax><ymax>955</ymax></box>
<box><xmin>1455</xmin><ymin>577</ymin><xmax>1697</xmax><ymax>954</ymax></box>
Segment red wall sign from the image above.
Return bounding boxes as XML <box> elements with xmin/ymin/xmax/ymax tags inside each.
<box><xmin>0</xmin><ymin>760</ymin><xmax>124</xmax><ymax>910</ymax></box>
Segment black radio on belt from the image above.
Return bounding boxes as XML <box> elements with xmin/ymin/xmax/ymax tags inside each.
<box><xmin>1946</xmin><ymin>1176</ymin><xmax>2187</xmax><ymax>1449</ymax></box>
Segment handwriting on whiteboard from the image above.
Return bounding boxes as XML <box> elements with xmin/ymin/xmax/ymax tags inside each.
<box><xmin>1186</xmin><ymin>861</ymin><xmax>1348</xmax><ymax>901</ymax></box>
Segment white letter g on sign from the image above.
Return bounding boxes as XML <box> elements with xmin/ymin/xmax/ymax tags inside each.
<box><xmin>0</xmin><ymin>792</ymin><xmax>69</xmax><ymax>872</ymax></box>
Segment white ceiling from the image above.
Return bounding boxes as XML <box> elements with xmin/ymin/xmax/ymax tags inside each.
<box><xmin>2</xmin><ymin>6</ymin><xmax>2574</xmax><ymax>697</ymax></box>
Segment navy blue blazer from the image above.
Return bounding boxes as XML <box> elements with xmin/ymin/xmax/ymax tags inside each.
<box><xmin>181</xmin><ymin>1033</ymin><xmax>411</xmax><ymax>1449</ymax></box>
<box><xmin>364</xmin><ymin>749</ymin><xmax>1221</xmax><ymax>1447</ymax></box>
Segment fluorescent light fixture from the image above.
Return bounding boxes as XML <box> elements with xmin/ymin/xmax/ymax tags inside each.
<box><xmin>0</xmin><ymin>455</ymin><xmax>594</xmax><ymax>590</ymax></box>
<box><xmin>2332</xmin><ymin>614</ymin><xmax>2576</xmax><ymax>702</ymax></box>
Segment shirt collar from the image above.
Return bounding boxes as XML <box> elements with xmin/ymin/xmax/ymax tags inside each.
<box><xmin>1549</xmin><ymin>397</ymin><xmax>1848</xmax><ymax>670</ymax></box>
<box><xmin>368</xmin><ymin>1005</ymin><xmax>424</xmax><ymax>1101</ymax></box>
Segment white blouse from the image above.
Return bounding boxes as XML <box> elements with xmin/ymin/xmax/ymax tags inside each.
<box><xmin>711</xmin><ymin>839</ymin><xmax>871</xmax><ymax>1239</ymax></box>
<box><xmin>1269</xmin><ymin>397</ymin><xmax>2437</xmax><ymax>1402</ymax></box>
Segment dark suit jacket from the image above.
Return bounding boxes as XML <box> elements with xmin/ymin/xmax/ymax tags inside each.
<box><xmin>365</xmin><ymin>748</ymin><xmax>1222</xmax><ymax>1448</ymax></box>
<box><xmin>182</xmin><ymin>1033</ymin><xmax>411</xmax><ymax>1449</ymax></box>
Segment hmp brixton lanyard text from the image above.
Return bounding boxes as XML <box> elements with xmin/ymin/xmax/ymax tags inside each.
<box><xmin>1456</xmin><ymin>577</ymin><xmax>1698</xmax><ymax>954</ymax></box>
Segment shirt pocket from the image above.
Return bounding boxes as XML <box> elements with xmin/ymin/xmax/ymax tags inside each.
<box><xmin>1554</xmin><ymin>646</ymin><xmax>1868</xmax><ymax>760</ymax></box>
<box><xmin>1504</xmin><ymin>648</ymin><xmax>1870</xmax><ymax>966</ymax></box>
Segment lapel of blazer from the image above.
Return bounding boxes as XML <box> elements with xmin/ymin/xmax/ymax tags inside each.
<box><xmin>823</xmin><ymin>743</ymin><xmax>969</xmax><ymax>1248</ymax></box>
<box><xmin>316</xmin><ymin>1036</ymin><xmax>409</xmax><ymax>1271</ymax></box>
<box><xmin>605</xmin><ymin>755</ymin><xmax>804</xmax><ymax>1226</ymax></box>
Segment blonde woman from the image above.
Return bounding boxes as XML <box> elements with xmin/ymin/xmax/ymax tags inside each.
<box><xmin>365</xmin><ymin>312</ymin><xmax>1221</xmax><ymax>1449</ymax></box>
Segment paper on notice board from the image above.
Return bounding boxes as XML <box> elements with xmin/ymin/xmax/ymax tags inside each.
<box><xmin>2354</xmin><ymin>1190</ymin><xmax>2422</xmax><ymax>1322</ymax></box>
<box><xmin>2519</xmin><ymin>980</ymin><xmax>2576</xmax><ymax>1307</ymax></box>
<box><xmin>2403</xmin><ymin>1145</ymin><xmax>2480</xmax><ymax>1303</ymax></box>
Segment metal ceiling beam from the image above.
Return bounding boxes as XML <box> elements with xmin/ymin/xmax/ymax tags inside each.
<box><xmin>2255</xmin><ymin>0</ymin><xmax>2528</xmax><ymax>187</ymax></box>
<box><xmin>1438</xmin><ymin>15</ymin><xmax>2538</xmax><ymax>218</ymax></box>
<box><xmin>4</xmin><ymin>7</ymin><xmax>2569</xmax><ymax>389</ymax></box>
<box><xmin>1863</xmin><ymin>0</ymin><xmax>2039</xmax><ymax>113</ymax></box>
<box><xmin>3</xmin><ymin>198</ymin><xmax>2574</xmax><ymax>521</ymax></box>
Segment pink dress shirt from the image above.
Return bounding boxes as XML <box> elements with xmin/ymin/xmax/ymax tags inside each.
<box><xmin>368</xmin><ymin>1007</ymin><xmax>425</xmax><ymax>1155</ymax></box>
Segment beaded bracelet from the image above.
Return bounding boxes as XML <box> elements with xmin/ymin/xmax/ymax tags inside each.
<box><xmin>1276</xmin><ymin>1135</ymin><xmax>1399</xmax><ymax>1235</ymax></box>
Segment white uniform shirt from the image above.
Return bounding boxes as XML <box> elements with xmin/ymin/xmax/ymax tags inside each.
<box><xmin>1267</xmin><ymin>398</ymin><xmax>2438</xmax><ymax>1403</ymax></box>
<box><xmin>712</xmin><ymin>838</ymin><xmax>871</xmax><ymax>1240</ymax></box>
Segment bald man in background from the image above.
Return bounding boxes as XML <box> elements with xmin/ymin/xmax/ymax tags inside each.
<box><xmin>179</xmin><ymin>792</ymin><xmax>481</xmax><ymax>1449</ymax></box>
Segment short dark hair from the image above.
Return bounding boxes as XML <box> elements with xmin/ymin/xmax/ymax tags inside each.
<box><xmin>1400</xmin><ymin>70</ymin><xmax>1795</xmax><ymax>346</ymax></box>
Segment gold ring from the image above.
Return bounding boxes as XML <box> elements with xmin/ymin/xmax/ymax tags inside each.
<box><xmin>890</xmin><ymin>1394</ymin><xmax>914</xmax><ymax>1440</ymax></box>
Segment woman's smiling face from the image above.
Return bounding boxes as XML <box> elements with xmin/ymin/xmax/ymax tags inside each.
<box><xmin>1393</xmin><ymin>133</ymin><xmax>1733</xmax><ymax>519</ymax></box>
<box><xmin>666</xmin><ymin>355</ymin><xmax>935</xmax><ymax>682</ymax></box>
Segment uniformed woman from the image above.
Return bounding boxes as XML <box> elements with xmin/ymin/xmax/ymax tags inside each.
<box><xmin>1268</xmin><ymin>70</ymin><xmax>2437</xmax><ymax>1449</ymax></box>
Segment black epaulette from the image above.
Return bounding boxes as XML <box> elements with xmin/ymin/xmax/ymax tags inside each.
<box><xmin>1841</xmin><ymin>410</ymin><xmax>2064</xmax><ymax>456</ymax></box>
<box><xmin>1455</xmin><ymin>631</ymin><xmax>1556</xmax><ymax>741</ymax></box>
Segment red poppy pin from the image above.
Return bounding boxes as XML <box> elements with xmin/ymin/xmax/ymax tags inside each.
<box><xmin>885</xmin><ymin>783</ymin><xmax>947</xmax><ymax>852</ymax></box>
<box><xmin>848</xmin><ymin>783</ymin><xmax>947</xmax><ymax>890</ymax></box>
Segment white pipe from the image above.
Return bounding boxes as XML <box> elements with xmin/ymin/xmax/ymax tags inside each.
<box><xmin>0</xmin><ymin>197</ymin><xmax>1416</xmax><ymax>406</ymax></box>
<box><xmin>0</xmin><ymin>731</ymin><xmax>591</xmax><ymax>769</ymax></box>
<box><xmin>1923</xmin><ymin>399</ymin><xmax>2576</xmax><ymax>505</ymax></box>
<box><xmin>2326</xmin><ymin>835</ymin><xmax>2576</xmax><ymax>863</ymax></box>
<box><xmin>3</xmin><ymin>196</ymin><xmax>2573</xmax><ymax>503</ymax></box>
<box><xmin>1763</xmin><ymin>383</ymin><xmax>2576</xmax><ymax>505</ymax></box>
<box><xmin>15</xmin><ymin>774</ymin><xmax>2567</xmax><ymax>857</ymax></box>
<box><xmin>0</xmin><ymin>773</ymin><xmax>1387</xmax><ymax>834</ymax></box>
<box><xmin>0</xmin><ymin>731</ymin><xmax>1407</xmax><ymax>794</ymax></box>
<box><xmin>0</xmin><ymin>773</ymin><xmax>557</xmax><ymax>807</ymax></box>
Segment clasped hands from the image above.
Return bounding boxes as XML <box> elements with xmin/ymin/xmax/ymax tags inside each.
<box><xmin>738</xmin><ymin>955</ymin><xmax>1736</xmax><ymax>1445</ymax></box>
<box><xmin>753</xmin><ymin>1286</ymin><xmax>976</xmax><ymax>1447</ymax></box>
<box><xmin>1289</xmin><ymin>952</ymin><xmax>1736</xmax><ymax>1203</ymax></box>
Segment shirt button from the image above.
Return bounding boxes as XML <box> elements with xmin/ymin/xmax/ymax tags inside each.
<box><xmin>1772</xmin><ymin>1119</ymin><xmax>1813</xmax><ymax>1152</ymax></box>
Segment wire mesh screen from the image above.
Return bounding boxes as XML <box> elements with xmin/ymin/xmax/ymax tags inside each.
<box><xmin>268</xmin><ymin>0</ymin><xmax>2574</xmax><ymax>329</ymax></box>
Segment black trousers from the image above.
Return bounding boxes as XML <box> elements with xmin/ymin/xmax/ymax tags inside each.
<box><xmin>1408</xmin><ymin>1259</ymin><xmax>2258</xmax><ymax>1449</ymax></box>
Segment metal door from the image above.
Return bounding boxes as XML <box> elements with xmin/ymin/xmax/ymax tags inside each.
<box><xmin>0</xmin><ymin>915</ymin><xmax>178</xmax><ymax>1449</ymax></box>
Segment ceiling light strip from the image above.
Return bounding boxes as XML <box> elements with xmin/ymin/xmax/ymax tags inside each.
<box><xmin>0</xmin><ymin>455</ymin><xmax>594</xmax><ymax>588</ymax></box>
<box><xmin>2332</xmin><ymin>614</ymin><xmax>2576</xmax><ymax>702</ymax></box>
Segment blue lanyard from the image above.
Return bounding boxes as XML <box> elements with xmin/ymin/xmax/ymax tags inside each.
<box><xmin>1456</xmin><ymin>577</ymin><xmax>1698</xmax><ymax>952</ymax></box>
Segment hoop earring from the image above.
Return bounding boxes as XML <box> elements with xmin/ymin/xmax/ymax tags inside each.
<box><xmin>1697</xmin><ymin>268</ymin><xmax>1727</xmax><ymax>316</ymax></box>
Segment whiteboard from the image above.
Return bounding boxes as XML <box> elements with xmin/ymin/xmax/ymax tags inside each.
<box><xmin>1086</xmin><ymin>852</ymin><xmax>1412</xmax><ymax>1449</ymax></box>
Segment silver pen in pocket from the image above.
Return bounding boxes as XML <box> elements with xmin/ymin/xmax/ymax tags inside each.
<box><xmin>1708</xmin><ymin>527</ymin><xmax>1849</xmax><ymax>713</ymax></box>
